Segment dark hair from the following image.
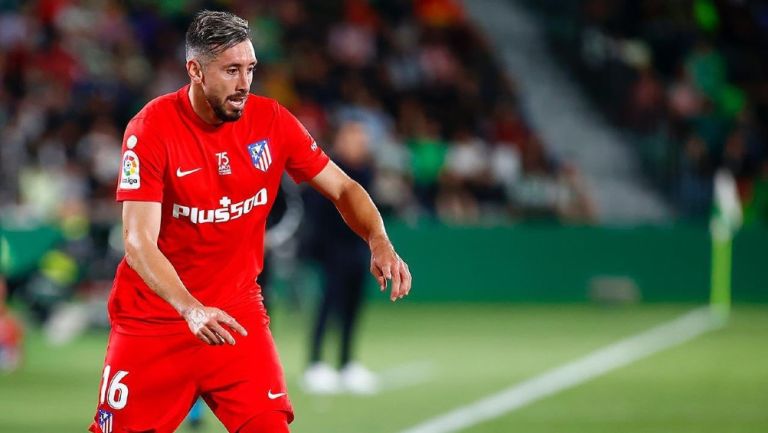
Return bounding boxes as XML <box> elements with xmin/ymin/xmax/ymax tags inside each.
<box><xmin>185</xmin><ymin>10</ymin><xmax>249</xmax><ymax>63</ymax></box>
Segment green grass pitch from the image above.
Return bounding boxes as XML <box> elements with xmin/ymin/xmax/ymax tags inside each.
<box><xmin>1</xmin><ymin>304</ymin><xmax>766</xmax><ymax>432</ymax></box>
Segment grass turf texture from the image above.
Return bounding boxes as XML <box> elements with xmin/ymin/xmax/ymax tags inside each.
<box><xmin>0</xmin><ymin>304</ymin><xmax>766</xmax><ymax>433</ymax></box>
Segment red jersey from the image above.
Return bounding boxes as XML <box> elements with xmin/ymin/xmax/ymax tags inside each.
<box><xmin>111</xmin><ymin>85</ymin><xmax>329</xmax><ymax>335</ymax></box>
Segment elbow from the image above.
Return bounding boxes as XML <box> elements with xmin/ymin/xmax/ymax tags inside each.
<box><xmin>123</xmin><ymin>232</ymin><xmax>149</xmax><ymax>269</ymax></box>
<box><xmin>123</xmin><ymin>239</ymin><xmax>140</xmax><ymax>269</ymax></box>
<box><xmin>335</xmin><ymin>178</ymin><xmax>361</xmax><ymax>203</ymax></box>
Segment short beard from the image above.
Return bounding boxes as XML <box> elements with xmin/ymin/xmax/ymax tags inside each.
<box><xmin>208</xmin><ymin>93</ymin><xmax>246</xmax><ymax>123</ymax></box>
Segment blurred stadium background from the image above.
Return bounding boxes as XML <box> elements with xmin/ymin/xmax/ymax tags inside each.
<box><xmin>1</xmin><ymin>0</ymin><xmax>767</xmax><ymax>432</ymax></box>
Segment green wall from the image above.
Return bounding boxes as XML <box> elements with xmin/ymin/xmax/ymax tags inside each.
<box><xmin>1</xmin><ymin>225</ymin><xmax>63</xmax><ymax>280</ymax></box>
<box><xmin>4</xmin><ymin>223</ymin><xmax>766</xmax><ymax>302</ymax></box>
<box><xmin>386</xmin><ymin>222</ymin><xmax>767</xmax><ymax>302</ymax></box>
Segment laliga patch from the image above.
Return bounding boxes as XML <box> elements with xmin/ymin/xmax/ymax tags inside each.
<box><xmin>247</xmin><ymin>139</ymin><xmax>272</xmax><ymax>172</ymax></box>
<box><xmin>120</xmin><ymin>150</ymin><xmax>140</xmax><ymax>189</ymax></box>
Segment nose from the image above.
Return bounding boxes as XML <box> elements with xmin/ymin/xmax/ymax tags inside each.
<box><xmin>237</xmin><ymin>69</ymin><xmax>250</xmax><ymax>93</ymax></box>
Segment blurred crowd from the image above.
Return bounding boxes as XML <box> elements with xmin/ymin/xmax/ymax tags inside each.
<box><xmin>531</xmin><ymin>0</ymin><xmax>768</xmax><ymax>222</ymax></box>
<box><xmin>0</xmin><ymin>0</ymin><xmax>594</xmax><ymax>230</ymax></box>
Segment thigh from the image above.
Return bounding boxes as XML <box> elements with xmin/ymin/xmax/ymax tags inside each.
<box><xmin>199</xmin><ymin>311</ymin><xmax>294</xmax><ymax>432</ymax></box>
<box><xmin>88</xmin><ymin>330</ymin><xmax>200</xmax><ymax>433</ymax></box>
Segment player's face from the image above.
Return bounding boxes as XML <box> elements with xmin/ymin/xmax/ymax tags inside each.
<box><xmin>202</xmin><ymin>40</ymin><xmax>257</xmax><ymax>122</ymax></box>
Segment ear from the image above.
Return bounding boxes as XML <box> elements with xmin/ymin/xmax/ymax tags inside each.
<box><xmin>187</xmin><ymin>59</ymin><xmax>204</xmax><ymax>84</ymax></box>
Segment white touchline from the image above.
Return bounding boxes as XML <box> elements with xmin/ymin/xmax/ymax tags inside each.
<box><xmin>398</xmin><ymin>307</ymin><xmax>724</xmax><ymax>433</ymax></box>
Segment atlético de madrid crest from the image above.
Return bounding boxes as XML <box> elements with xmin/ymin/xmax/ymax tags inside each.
<box><xmin>247</xmin><ymin>139</ymin><xmax>272</xmax><ymax>172</ymax></box>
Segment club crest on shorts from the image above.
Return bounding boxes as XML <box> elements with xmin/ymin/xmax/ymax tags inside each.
<box><xmin>247</xmin><ymin>139</ymin><xmax>272</xmax><ymax>172</ymax></box>
<box><xmin>97</xmin><ymin>409</ymin><xmax>113</xmax><ymax>433</ymax></box>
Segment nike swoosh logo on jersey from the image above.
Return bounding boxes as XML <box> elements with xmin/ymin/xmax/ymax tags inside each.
<box><xmin>267</xmin><ymin>390</ymin><xmax>286</xmax><ymax>400</ymax></box>
<box><xmin>176</xmin><ymin>167</ymin><xmax>202</xmax><ymax>177</ymax></box>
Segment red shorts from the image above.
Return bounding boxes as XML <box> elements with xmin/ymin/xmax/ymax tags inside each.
<box><xmin>88</xmin><ymin>308</ymin><xmax>293</xmax><ymax>433</ymax></box>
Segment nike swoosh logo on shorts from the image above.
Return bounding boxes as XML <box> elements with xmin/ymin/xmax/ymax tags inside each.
<box><xmin>176</xmin><ymin>167</ymin><xmax>202</xmax><ymax>177</ymax></box>
<box><xmin>267</xmin><ymin>390</ymin><xmax>286</xmax><ymax>400</ymax></box>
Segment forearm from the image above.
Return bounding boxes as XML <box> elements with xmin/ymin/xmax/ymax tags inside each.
<box><xmin>333</xmin><ymin>181</ymin><xmax>389</xmax><ymax>246</ymax></box>
<box><xmin>310</xmin><ymin>164</ymin><xmax>410</xmax><ymax>299</ymax></box>
<box><xmin>124</xmin><ymin>236</ymin><xmax>201</xmax><ymax>316</ymax></box>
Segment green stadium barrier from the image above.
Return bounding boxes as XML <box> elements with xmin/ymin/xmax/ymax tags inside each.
<box><xmin>4</xmin><ymin>223</ymin><xmax>766</xmax><ymax>302</ymax></box>
<box><xmin>731</xmin><ymin>227</ymin><xmax>768</xmax><ymax>302</ymax></box>
<box><xmin>384</xmin><ymin>222</ymin><xmax>768</xmax><ymax>302</ymax></box>
<box><xmin>1</xmin><ymin>225</ymin><xmax>63</xmax><ymax>280</ymax></box>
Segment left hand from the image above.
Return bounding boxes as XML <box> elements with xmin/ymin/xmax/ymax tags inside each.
<box><xmin>182</xmin><ymin>305</ymin><xmax>248</xmax><ymax>346</ymax></box>
<box><xmin>369</xmin><ymin>236</ymin><xmax>411</xmax><ymax>301</ymax></box>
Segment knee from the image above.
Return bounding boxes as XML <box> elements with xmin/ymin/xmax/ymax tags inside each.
<box><xmin>238</xmin><ymin>411</ymin><xmax>290</xmax><ymax>433</ymax></box>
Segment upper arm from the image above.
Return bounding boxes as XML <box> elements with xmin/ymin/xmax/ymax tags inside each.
<box><xmin>117</xmin><ymin>116</ymin><xmax>165</xmax><ymax>251</ymax></box>
<box><xmin>278</xmin><ymin>104</ymin><xmax>330</xmax><ymax>183</ymax></box>
<box><xmin>117</xmin><ymin>116</ymin><xmax>166</xmax><ymax>202</ymax></box>
<box><xmin>307</xmin><ymin>161</ymin><xmax>356</xmax><ymax>202</ymax></box>
<box><xmin>122</xmin><ymin>201</ymin><xmax>162</xmax><ymax>248</ymax></box>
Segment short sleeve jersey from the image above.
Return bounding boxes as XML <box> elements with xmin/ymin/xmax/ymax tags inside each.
<box><xmin>111</xmin><ymin>85</ymin><xmax>329</xmax><ymax>335</ymax></box>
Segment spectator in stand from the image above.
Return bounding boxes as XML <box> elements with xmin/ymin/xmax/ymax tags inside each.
<box><xmin>679</xmin><ymin>133</ymin><xmax>714</xmax><ymax>218</ymax></box>
<box><xmin>438</xmin><ymin>127</ymin><xmax>490</xmax><ymax>223</ymax></box>
<box><xmin>406</xmin><ymin>114</ymin><xmax>448</xmax><ymax>214</ymax></box>
<box><xmin>627</xmin><ymin>64</ymin><xmax>665</xmax><ymax>132</ymax></box>
<box><xmin>668</xmin><ymin>64</ymin><xmax>704</xmax><ymax>123</ymax></box>
<box><xmin>511</xmin><ymin>136</ymin><xmax>596</xmax><ymax>223</ymax></box>
<box><xmin>491</xmin><ymin>102</ymin><xmax>531</xmax><ymax>148</ymax></box>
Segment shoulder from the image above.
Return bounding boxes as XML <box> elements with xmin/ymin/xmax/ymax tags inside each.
<box><xmin>244</xmin><ymin>93</ymin><xmax>282</xmax><ymax>119</ymax></box>
<box><xmin>127</xmin><ymin>90</ymin><xmax>180</xmax><ymax>132</ymax></box>
<box><xmin>248</xmin><ymin>96</ymin><xmax>306</xmax><ymax>132</ymax></box>
<box><xmin>122</xmin><ymin>92</ymin><xmax>181</xmax><ymax>156</ymax></box>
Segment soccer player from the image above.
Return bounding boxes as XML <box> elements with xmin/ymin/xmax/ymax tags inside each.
<box><xmin>89</xmin><ymin>10</ymin><xmax>411</xmax><ymax>433</ymax></box>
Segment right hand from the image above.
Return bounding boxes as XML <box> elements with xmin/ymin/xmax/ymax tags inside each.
<box><xmin>182</xmin><ymin>306</ymin><xmax>248</xmax><ymax>345</ymax></box>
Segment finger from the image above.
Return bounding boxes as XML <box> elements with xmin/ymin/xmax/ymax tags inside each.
<box><xmin>381</xmin><ymin>262</ymin><xmax>393</xmax><ymax>296</ymax></box>
<box><xmin>211</xmin><ymin>322</ymin><xmax>236</xmax><ymax>345</ymax></box>
<box><xmin>399</xmin><ymin>261</ymin><xmax>408</xmax><ymax>297</ymax></box>
<box><xmin>214</xmin><ymin>333</ymin><xmax>226</xmax><ymax>345</ymax></box>
<box><xmin>400</xmin><ymin>262</ymin><xmax>412</xmax><ymax>297</ymax></box>
<box><xmin>390</xmin><ymin>262</ymin><xmax>402</xmax><ymax>301</ymax></box>
<box><xmin>200</xmin><ymin>327</ymin><xmax>221</xmax><ymax>345</ymax></box>
<box><xmin>197</xmin><ymin>330</ymin><xmax>213</xmax><ymax>345</ymax></box>
<box><xmin>220</xmin><ymin>313</ymin><xmax>248</xmax><ymax>336</ymax></box>
<box><xmin>211</xmin><ymin>330</ymin><xmax>226</xmax><ymax>345</ymax></box>
<box><xmin>207</xmin><ymin>329</ymin><xmax>224</xmax><ymax>346</ymax></box>
<box><xmin>371</xmin><ymin>264</ymin><xmax>386</xmax><ymax>291</ymax></box>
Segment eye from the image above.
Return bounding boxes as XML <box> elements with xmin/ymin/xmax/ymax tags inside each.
<box><xmin>227</xmin><ymin>68</ymin><xmax>237</xmax><ymax>75</ymax></box>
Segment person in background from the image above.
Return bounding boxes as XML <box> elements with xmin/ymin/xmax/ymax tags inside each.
<box><xmin>0</xmin><ymin>276</ymin><xmax>24</xmax><ymax>373</ymax></box>
<box><xmin>302</xmin><ymin>121</ymin><xmax>379</xmax><ymax>394</ymax></box>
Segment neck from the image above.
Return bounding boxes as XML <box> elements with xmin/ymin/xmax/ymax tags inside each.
<box><xmin>188</xmin><ymin>83</ymin><xmax>222</xmax><ymax>126</ymax></box>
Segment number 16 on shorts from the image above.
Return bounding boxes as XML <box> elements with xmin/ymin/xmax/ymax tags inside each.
<box><xmin>100</xmin><ymin>365</ymin><xmax>130</xmax><ymax>410</ymax></box>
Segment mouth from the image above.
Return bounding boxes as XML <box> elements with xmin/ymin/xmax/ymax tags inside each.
<box><xmin>227</xmin><ymin>96</ymin><xmax>246</xmax><ymax>110</ymax></box>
